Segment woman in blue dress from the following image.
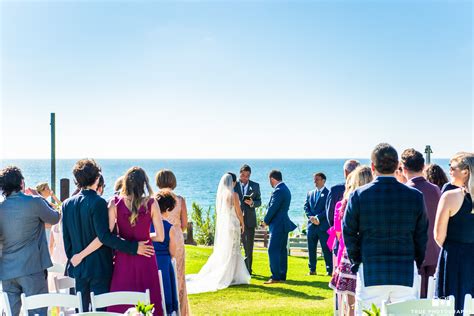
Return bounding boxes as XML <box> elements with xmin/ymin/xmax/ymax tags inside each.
<box><xmin>152</xmin><ymin>189</ymin><xmax>179</xmax><ymax>315</ymax></box>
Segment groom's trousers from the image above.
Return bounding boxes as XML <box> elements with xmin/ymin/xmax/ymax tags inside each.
<box><xmin>268</xmin><ymin>231</ymin><xmax>289</xmax><ymax>281</ymax></box>
<box><xmin>241</xmin><ymin>227</ymin><xmax>255</xmax><ymax>274</ymax></box>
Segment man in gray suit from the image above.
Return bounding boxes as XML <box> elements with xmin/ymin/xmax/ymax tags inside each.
<box><xmin>235</xmin><ymin>164</ymin><xmax>261</xmax><ymax>274</ymax></box>
<box><xmin>0</xmin><ymin>166</ymin><xmax>61</xmax><ymax>316</ymax></box>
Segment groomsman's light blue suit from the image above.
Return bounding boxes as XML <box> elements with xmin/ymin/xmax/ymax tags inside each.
<box><xmin>264</xmin><ymin>182</ymin><xmax>297</xmax><ymax>281</ymax></box>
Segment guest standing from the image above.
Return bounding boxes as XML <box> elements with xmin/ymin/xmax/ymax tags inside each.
<box><xmin>36</xmin><ymin>182</ymin><xmax>61</xmax><ymax>245</ymax></box>
<box><xmin>424</xmin><ymin>164</ymin><xmax>449</xmax><ymax>191</ymax></box>
<box><xmin>0</xmin><ymin>166</ymin><xmax>60</xmax><ymax>316</ymax></box>
<box><xmin>304</xmin><ymin>172</ymin><xmax>332</xmax><ymax>276</ymax></box>
<box><xmin>434</xmin><ymin>152</ymin><xmax>474</xmax><ymax>313</ymax></box>
<box><xmin>152</xmin><ymin>190</ymin><xmax>179</xmax><ymax>316</ymax></box>
<box><xmin>343</xmin><ymin>143</ymin><xmax>428</xmax><ymax>315</ymax></box>
<box><xmin>72</xmin><ymin>167</ymin><xmax>164</xmax><ymax>314</ymax></box>
<box><xmin>155</xmin><ymin>169</ymin><xmax>190</xmax><ymax>315</ymax></box>
<box><xmin>235</xmin><ymin>164</ymin><xmax>262</xmax><ymax>274</ymax></box>
<box><xmin>401</xmin><ymin>148</ymin><xmax>441</xmax><ymax>298</ymax></box>
<box><xmin>62</xmin><ymin>160</ymin><xmax>155</xmax><ymax>312</ymax></box>
<box><xmin>326</xmin><ymin>160</ymin><xmax>360</xmax><ymax>228</ymax></box>
<box><xmin>330</xmin><ymin>166</ymin><xmax>373</xmax><ymax>316</ymax></box>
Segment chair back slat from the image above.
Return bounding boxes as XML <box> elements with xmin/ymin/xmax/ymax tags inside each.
<box><xmin>171</xmin><ymin>258</ymin><xmax>181</xmax><ymax>316</ymax></box>
<box><xmin>91</xmin><ymin>290</ymin><xmax>150</xmax><ymax>311</ymax></box>
<box><xmin>1</xmin><ymin>291</ymin><xmax>12</xmax><ymax>316</ymax></box>
<box><xmin>47</xmin><ymin>263</ymin><xmax>66</xmax><ymax>274</ymax></box>
<box><xmin>464</xmin><ymin>294</ymin><xmax>473</xmax><ymax>316</ymax></box>
<box><xmin>427</xmin><ymin>276</ymin><xmax>436</xmax><ymax>299</ymax></box>
<box><xmin>54</xmin><ymin>276</ymin><xmax>76</xmax><ymax>293</ymax></box>
<box><xmin>158</xmin><ymin>270</ymin><xmax>167</xmax><ymax>316</ymax></box>
<box><xmin>382</xmin><ymin>296</ymin><xmax>455</xmax><ymax>316</ymax></box>
<box><xmin>20</xmin><ymin>292</ymin><xmax>82</xmax><ymax>315</ymax></box>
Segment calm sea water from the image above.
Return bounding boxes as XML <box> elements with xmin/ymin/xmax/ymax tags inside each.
<box><xmin>1</xmin><ymin>159</ymin><xmax>450</xmax><ymax>227</ymax></box>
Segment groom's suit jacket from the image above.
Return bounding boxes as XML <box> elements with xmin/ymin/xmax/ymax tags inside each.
<box><xmin>235</xmin><ymin>180</ymin><xmax>262</xmax><ymax>228</ymax></box>
<box><xmin>264</xmin><ymin>182</ymin><xmax>297</xmax><ymax>233</ymax></box>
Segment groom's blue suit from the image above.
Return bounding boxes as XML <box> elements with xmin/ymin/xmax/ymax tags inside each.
<box><xmin>264</xmin><ymin>182</ymin><xmax>297</xmax><ymax>281</ymax></box>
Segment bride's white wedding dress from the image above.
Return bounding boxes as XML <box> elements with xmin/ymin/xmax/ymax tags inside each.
<box><xmin>186</xmin><ymin>174</ymin><xmax>251</xmax><ymax>294</ymax></box>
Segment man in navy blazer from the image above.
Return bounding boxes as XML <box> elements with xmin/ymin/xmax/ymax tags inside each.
<box><xmin>263</xmin><ymin>170</ymin><xmax>297</xmax><ymax>284</ymax></box>
<box><xmin>304</xmin><ymin>173</ymin><xmax>331</xmax><ymax>275</ymax></box>
<box><xmin>62</xmin><ymin>159</ymin><xmax>154</xmax><ymax>311</ymax></box>
<box><xmin>343</xmin><ymin>143</ymin><xmax>428</xmax><ymax>314</ymax></box>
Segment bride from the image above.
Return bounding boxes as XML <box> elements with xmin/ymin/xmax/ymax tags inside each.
<box><xmin>186</xmin><ymin>172</ymin><xmax>251</xmax><ymax>294</ymax></box>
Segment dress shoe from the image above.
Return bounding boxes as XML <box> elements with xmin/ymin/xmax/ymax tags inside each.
<box><xmin>306</xmin><ymin>271</ymin><xmax>317</xmax><ymax>276</ymax></box>
<box><xmin>264</xmin><ymin>279</ymin><xmax>280</xmax><ymax>284</ymax></box>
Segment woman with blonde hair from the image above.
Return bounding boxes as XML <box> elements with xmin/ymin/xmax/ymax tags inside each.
<box><xmin>434</xmin><ymin>152</ymin><xmax>474</xmax><ymax>313</ymax></box>
<box><xmin>329</xmin><ymin>166</ymin><xmax>373</xmax><ymax>316</ymax></box>
<box><xmin>155</xmin><ymin>169</ymin><xmax>190</xmax><ymax>315</ymax></box>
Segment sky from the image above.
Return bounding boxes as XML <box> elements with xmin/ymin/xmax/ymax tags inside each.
<box><xmin>0</xmin><ymin>0</ymin><xmax>472</xmax><ymax>159</ymax></box>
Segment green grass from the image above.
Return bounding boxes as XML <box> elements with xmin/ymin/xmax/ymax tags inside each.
<box><xmin>185</xmin><ymin>245</ymin><xmax>333</xmax><ymax>315</ymax></box>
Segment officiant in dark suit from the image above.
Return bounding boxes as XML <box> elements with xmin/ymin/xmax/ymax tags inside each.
<box><xmin>235</xmin><ymin>164</ymin><xmax>261</xmax><ymax>274</ymax></box>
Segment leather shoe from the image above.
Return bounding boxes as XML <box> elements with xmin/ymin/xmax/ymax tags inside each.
<box><xmin>264</xmin><ymin>279</ymin><xmax>280</xmax><ymax>284</ymax></box>
<box><xmin>306</xmin><ymin>271</ymin><xmax>317</xmax><ymax>276</ymax></box>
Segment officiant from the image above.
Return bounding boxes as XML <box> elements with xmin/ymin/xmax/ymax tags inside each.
<box><xmin>235</xmin><ymin>164</ymin><xmax>262</xmax><ymax>274</ymax></box>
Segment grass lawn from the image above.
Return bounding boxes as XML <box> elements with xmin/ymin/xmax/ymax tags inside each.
<box><xmin>185</xmin><ymin>245</ymin><xmax>334</xmax><ymax>315</ymax></box>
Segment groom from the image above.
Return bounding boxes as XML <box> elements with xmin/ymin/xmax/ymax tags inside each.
<box><xmin>263</xmin><ymin>170</ymin><xmax>297</xmax><ymax>284</ymax></box>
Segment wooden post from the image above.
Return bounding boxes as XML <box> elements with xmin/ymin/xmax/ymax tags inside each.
<box><xmin>185</xmin><ymin>222</ymin><xmax>197</xmax><ymax>245</ymax></box>
<box><xmin>425</xmin><ymin>145</ymin><xmax>433</xmax><ymax>164</ymax></box>
<box><xmin>50</xmin><ymin>113</ymin><xmax>56</xmax><ymax>193</ymax></box>
<box><xmin>60</xmin><ymin>178</ymin><xmax>70</xmax><ymax>202</ymax></box>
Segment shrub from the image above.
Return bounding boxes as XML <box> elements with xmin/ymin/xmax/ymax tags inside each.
<box><xmin>191</xmin><ymin>202</ymin><xmax>216</xmax><ymax>246</ymax></box>
<box><xmin>256</xmin><ymin>204</ymin><xmax>267</xmax><ymax>228</ymax></box>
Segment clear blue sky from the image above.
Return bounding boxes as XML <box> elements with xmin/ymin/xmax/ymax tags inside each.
<box><xmin>1</xmin><ymin>0</ymin><xmax>472</xmax><ymax>159</ymax></box>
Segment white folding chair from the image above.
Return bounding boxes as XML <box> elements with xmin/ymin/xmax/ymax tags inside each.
<box><xmin>463</xmin><ymin>294</ymin><xmax>473</xmax><ymax>316</ymax></box>
<box><xmin>47</xmin><ymin>263</ymin><xmax>66</xmax><ymax>274</ymax></box>
<box><xmin>53</xmin><ymin>276</ymin><xmax>76</xmax><ymax>294</ymax></box>
<box><xmin>1</xmin><ymin>291</ymin><xmax>12</xmax><ymax>316</ymax></box>
<box><xmin>381</xmin><ymin>295</ymin><xmax>455</xmax><ymax>316</ymax></box>
<box><xmin>171</xmin><ymin>258</ymin><xmax>181</xmax><ymax>316</ymax></box>
<box><xmin>427</xmin><ymin>276</ymin><xmax>436</xmax><ymax>299</ymax></box>
<box><xmin>20</xmin><ymin>292</ymin><xmax>82</xmax><ymax>316</ymax></box>
<box><xmin>158</xmin><ymin>270</ymin><xmax>167</xmax><ymax>316</ymax></box>
<box><xmin>90</xmin><ymin>290</ymin><xmax>150</xmax><ymax>312</ymax></box>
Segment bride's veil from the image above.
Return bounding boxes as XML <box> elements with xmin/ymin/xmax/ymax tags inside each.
<box><xmin>214</xmin><ymin>173</ymin><xmax>236</xmax><ymax>252</ymax></box>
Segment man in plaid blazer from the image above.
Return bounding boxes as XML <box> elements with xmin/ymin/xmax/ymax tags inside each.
<box><xmin>343</xmin><ymin>143</ymin><xmax>428</xmax><ymax>315</ymax></box>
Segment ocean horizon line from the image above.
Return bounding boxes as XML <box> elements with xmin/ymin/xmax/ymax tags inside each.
<box><xmin>1</xmin><ymin>157</ymin><xmax>450</xmax><ymax>161</ymax></box>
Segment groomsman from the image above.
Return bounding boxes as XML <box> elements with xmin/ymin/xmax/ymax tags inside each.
<box><xmin>235</xmin><ymin>164</ymin><xmax>262</xmax><ymax>274</ymax></box>
<box><xmin>304</xmin><ymin>173</ymin><xmax>332</xmax><ymax>276</ymax></box>
<box><xmin>264</xmin><ymin>170</ymin><xmax>297</xmax><ymax>284</ymax></box>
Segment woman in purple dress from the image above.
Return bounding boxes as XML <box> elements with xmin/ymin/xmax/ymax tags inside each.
<box><xmin>71</xmin><ymin>167</ymin><xmax>165</xmax><ymax>315</ymax></box>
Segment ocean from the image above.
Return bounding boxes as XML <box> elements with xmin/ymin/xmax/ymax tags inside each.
<box><xmin>1</xmin><ymin>159</ymin><xmax>450</xmax><ymax>228</ymax></box>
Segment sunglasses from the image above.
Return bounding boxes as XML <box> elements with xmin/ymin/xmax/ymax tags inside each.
<box><xmin>449</xmin><ymin>164</ymin><xmax>459</xmax><ymax>172</ymax></box>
